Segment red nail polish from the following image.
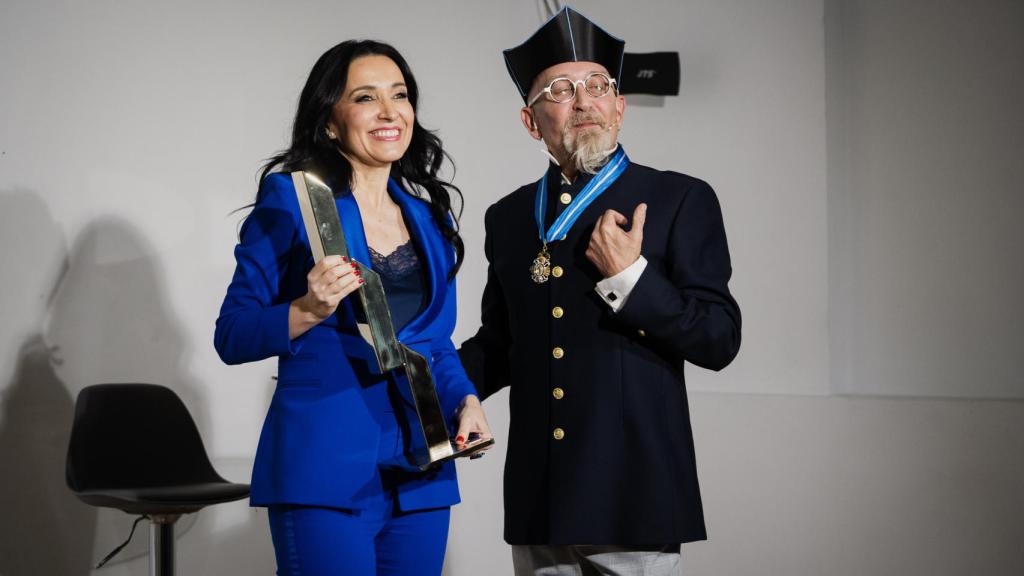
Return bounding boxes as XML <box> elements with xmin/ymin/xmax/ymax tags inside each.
<box><xmin>455</xmin><ymin>436</ymin><xmax>465</xmax><ymax>443</ymax></box>
<box><xmin>359</xmin><ymin>279</ymin><xmax>365</xmax><ymax>284</ymax></box>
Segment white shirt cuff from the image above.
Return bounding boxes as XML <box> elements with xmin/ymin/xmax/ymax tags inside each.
<box><xmin>595</xmin><ymin>256</ymin><xmax>648</xmax><ymax>312</ymax></box>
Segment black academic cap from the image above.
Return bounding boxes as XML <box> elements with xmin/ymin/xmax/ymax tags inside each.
<box><xmin>503</xmin><ymin>6</ymin><xmax>625</xmax><ymax>103</ymax></box>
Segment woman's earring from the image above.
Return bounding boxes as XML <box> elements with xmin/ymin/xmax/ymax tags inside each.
<box><xmin>326</xmin><ymin>128</ymin><xmax>337</xmax><ymax>139</ymax></box>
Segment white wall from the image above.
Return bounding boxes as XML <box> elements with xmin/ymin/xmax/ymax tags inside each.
<box><xmin>827</xmin><ymin>0</ymin><xmax>1024</xmax><ymax>399</ymax></box>
<box><xmin>0</xmin><ymin>1</ymin><xmax>1021</xmax><ymax>575</ymax></box>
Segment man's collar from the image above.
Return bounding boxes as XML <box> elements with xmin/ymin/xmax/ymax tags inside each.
<box><xmin>544</xmin><ymin>144</ymin><xmax>623</xmax><ymax>187</ymax></box>
<box><xmin>543</xmin><ymin>162</ymin><xmax>596</xmax><ymax>190</ymax></box>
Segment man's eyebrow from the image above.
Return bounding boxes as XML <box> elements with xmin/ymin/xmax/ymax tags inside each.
<box><xmin>538</xmin><ymin>71</ymin><xmax>607</xmax><ymax>85</ymax></box>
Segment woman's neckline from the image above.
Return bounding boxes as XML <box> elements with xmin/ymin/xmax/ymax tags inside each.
<box><xmin>367</xmin><ymin>238</ymin><xmax>413</xmax><ymax>260</ymax></box>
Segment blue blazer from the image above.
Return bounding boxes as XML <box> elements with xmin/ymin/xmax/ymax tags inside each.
<box><xmin>215</xmin><ymin>172</ymin><xmax>477</xmax><ymax>512</ymax></box>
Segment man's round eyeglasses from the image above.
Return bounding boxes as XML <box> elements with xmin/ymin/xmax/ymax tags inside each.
<box><xmin>528</xmin><ymin>73</ymin><xmax>618</xmax><ymax>106</ymax></box>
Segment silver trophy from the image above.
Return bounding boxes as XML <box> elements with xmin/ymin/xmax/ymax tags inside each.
<box><xmin>292</xmin><ymin>171</ymin><xmax>492</xmax><ymax>470</ymax></box>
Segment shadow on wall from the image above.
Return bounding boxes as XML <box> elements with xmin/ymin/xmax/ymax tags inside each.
<box><xmin>0</xmin><ymin>336</ymin><xmax>96</xmax><ymax>576</ymax></box>
<box><xmin>0</xmin><ymin>189</ymin><xmax>92</xmax><ymax>575</ymax></box>
<box><xmin>0</xmin><ymin>196</ymin><xmax>205</xmax><ymax>571</ymax></box>
<box><xmin>45</xmin><ymin>216</ymin><xmax>203</xmax><ymax>418</ymax></box>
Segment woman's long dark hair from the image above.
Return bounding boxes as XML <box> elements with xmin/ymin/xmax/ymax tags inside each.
<box><xmin>259</xmin><ymin>40</ymin><xmax>464</xmax><ymax>278</ymax></box>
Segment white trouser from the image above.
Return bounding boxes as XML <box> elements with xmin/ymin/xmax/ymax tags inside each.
<box><xmin>512</xmin><ymin>544</ymin><xmax>682</xmax><ymax>576</ymax></box>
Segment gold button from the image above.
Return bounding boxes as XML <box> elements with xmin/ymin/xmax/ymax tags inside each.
<box><xmin>551</xmin><ymin>266</ymin><xmax>564</xmax><ymax>278</ymax></box>
<box><xmin>637</xmin><ymin>329</ymin><xmax>646</xmax><ymax>337</ymax></box>
<box><xmin>552</xmin><ymin>347</ymin><xmax>564</xmax><ymax>359</ymax></box>
<box><xmin>553</xmin><ymin>427</ymin><xmax>565</xmax><ymax>440</ymax></box>
<box><xmin>552</xmin><ymin>387</ymin><xmax>564</xmax><ymax>399</ymax></box>
<box><xmin>552</xmin><ymin>306</ymin><xmax>564</xmax><ymax>319</ymax></box>
<box><xmin>559</xmin><ymin>192</ymin><xmax>572</xmax><ymax>205</ymax></box>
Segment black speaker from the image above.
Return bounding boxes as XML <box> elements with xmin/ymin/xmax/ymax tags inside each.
<box><xmin>619</xmin><ymin>52</ymin><xmax>680</xmax><ymax>96</ymax></box>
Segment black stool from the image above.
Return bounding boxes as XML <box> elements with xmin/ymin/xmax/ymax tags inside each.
<box><xmin>66</xmin><ymin>383</ymin><xmax>250</xmax><ymax>576</ymax></box>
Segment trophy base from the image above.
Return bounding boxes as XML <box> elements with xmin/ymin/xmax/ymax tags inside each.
<box><xmin>421</xmin><ymin>437</ymin><xmax>495</xmax><ymax>470</ymax></box>
<box><xmin>381</xmin><ymin>437</ymin><xmax>496</xmax><ymax>472</ymax></box>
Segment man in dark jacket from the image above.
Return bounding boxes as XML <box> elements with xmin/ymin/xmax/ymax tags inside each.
<box><xmin>459</xmin><ymin>7</ymin><xmax>742</xmax><ymax>575</ymax></box>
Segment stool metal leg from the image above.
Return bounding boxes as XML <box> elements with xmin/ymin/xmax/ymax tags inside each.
<box><xmin>149</xmin><ymin>515</ymin><xmax>179</xmax><ymax>576</ymax></box>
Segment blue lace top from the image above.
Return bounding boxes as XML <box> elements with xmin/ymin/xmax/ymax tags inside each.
<box><xmin>369</xmin><ymin>240</ymin><xmax>427</xmax><ymax>331</ymax></box>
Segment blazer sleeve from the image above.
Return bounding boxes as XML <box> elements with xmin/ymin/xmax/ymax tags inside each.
<box><xmin>615</xmin><ymin>178</ymin><xmax>742</xmax><ymax>371</ymax></box>
<box><xmin>458</xmin><ymin>204</ymin><xmax>513</xmax><ymax>400</ymax></box>
<box><xmin>214</xmin><ymin>173</ymin><xmax>307</xmax><ymax>365</ymax></box>
<box><xmin>431</xmin><ymin>277</ymin><xmax>479</xmax><ymax>422</ymax></box>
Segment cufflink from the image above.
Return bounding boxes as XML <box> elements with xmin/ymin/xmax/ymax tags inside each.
<box><xmin>607</xmin><ymin>292</ymin><xmax>618</xmax><ymax>301</ymax></box>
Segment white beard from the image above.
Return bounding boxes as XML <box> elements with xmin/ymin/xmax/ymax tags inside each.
<box><xmin>562</xmin><ymin>119</ymin><xmax>616</xmax><ymax>174</ymax></box>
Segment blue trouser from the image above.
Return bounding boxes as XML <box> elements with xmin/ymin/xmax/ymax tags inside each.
<box><xmin>266</xmin><ymin>380</ymin><xmax>450</xmax><ymax>574</ymax></box>
<box><xmin>267</xmin><ymin>497</ymin><xmax>450</xmax><ymax>576</ymax></box>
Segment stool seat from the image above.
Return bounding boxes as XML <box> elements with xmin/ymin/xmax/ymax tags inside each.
<box><xmin>77</xmin><ymin>482</ymin><xmax>251</xmax><ymax>515</ymax></box>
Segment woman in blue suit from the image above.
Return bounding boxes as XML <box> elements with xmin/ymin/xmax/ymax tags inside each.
<box><xmin>215</xmin><ymin>40</ymin><xmax>492</xmax><ymax>576</ymax></box>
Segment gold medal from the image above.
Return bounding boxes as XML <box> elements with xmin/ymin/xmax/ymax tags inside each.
<box><xmin>530</xmin><ymin>243</ymin><xmax>551</xmax><ymax>284</ymax></box>
<box><xmin>531</xmin><ymin>148</ymin><xmax>629</xmax><ymax>287</ymax></box>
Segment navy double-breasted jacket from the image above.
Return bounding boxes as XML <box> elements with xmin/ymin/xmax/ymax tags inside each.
<box><xmin>460</xmin><ymin>153</ymin><xmax>741</xmax><ymax>545</ymax></box>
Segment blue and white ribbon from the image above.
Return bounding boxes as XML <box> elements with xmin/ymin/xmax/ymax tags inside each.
<box><xmin>535</xmin><ymin>147</ymin><xmax>630</xmax><ymax>243</ymax></box>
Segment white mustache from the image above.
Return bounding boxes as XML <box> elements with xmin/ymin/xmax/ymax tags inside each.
<box><xmin>565</xmin><ymin>118</ymin><xmax>618</xmax><ymax>134</ymax></box>
<box><xmin>569</xmin><ymin>114</ymin><xmax>606</xmax><ymax>129</ymax></box>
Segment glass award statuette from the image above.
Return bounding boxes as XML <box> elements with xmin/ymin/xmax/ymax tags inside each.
<box><xmin>292</xmin><ymin>171</ymin><xmax>493</xmax><ymax>470</ymax></box>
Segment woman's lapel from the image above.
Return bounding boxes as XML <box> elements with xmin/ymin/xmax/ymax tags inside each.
<box><xmin>335</xmin><ymin>191</ymin><xmax>371</xmax><ymax>269</ymax></box>
<box><xmin>387</xmin><ymin>179</ymin><xmax>446</xmax><ymax>341</ymax></box>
